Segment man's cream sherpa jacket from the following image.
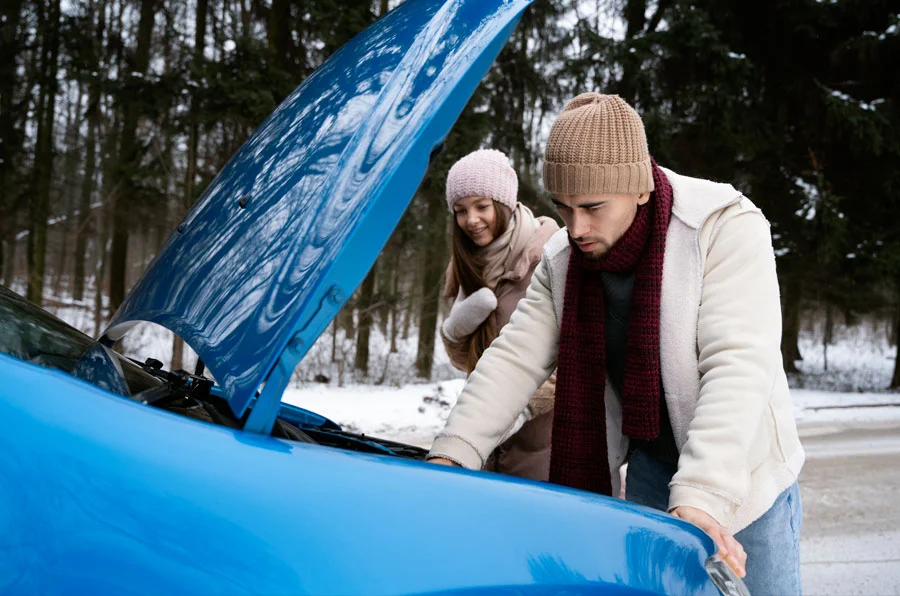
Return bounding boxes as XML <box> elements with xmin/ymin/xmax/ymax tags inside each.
<box><xmin>429</xmin><ymin>167</ymin><xmax>805</xmax><ymax>534</ymax></box>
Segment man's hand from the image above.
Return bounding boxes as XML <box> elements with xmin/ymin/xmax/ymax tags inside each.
<box><xmin>428</xmin><ymin>457</ymin><xmax>461</xmax><ymax>467</ymax></box>
<box><xmin>671</xmin><ymin>506</ymin><xmax>746</xmax><ymax>578</ymax></box>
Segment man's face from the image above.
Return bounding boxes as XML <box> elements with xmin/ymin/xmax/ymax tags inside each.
<box><xmin>551</xmin><ymin>192</ymin><xmax>650</xmax><ymax>259</ymax></box>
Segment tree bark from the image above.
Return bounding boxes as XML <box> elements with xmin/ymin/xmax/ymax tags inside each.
<box><xmin>780</xmin><ymin>275</ymin><xmax>803</xmax><ymax>373</ymax></box>
<box><xmin>172</xmin><ymin>335</ymin><xmax>185</xmax><ymax>371</ymax></box>
<box><xmin>618</xmin><ymin>0</ymin><xmax>647</xmax><ymax>105</ymax></box>
<box><xmin>823</xmin><ymin>301</ymin><xmax>834</xmax><ymax>373</ymax></box>
<box><xmin>93</xmin><ymin>208</ymin><xmax>109</xmax><ymax>337</ymax></box>
<box><xmin>108</xmin><ymin>0</ymin><xmax>156</xmax><ymax>313</ymax></box>
<box><xmin>0</xmin><ymin>0</ymin><xmax>24</xmax><ymax>285</ymax></box>
<box><xmin>2</xmin><ymin>213</ymin><xmax>19</xmax><ymax>288</ymax></box>
<box><xmin>415</xmin><ymin>195</ymin><xmax>447</xmax><ymax>379</ymax></box>
<box><xmin>891</xmin><ymin>284</ymin><xmax>900</xmax><ymax>389</ymax></box>
<box><xmin>267</xmin><ymin>0</ymin><xmax>293</xmax><ymax>73</ymax></box>
<box><xmin>183</xmin><ymin>0</ymin><xmax>208</xmax><ymax>212</ymax></box>
<box><xmin>402</xmin><ymin>261</ymin><xmax>417</xmax><ymax>341</ymax></box>
<box><xmin>389</xmin><ymin>257</ymin><xmax>400</xmax><ymax>353</ymax></box>
<box><xmin>73</xmin><ymin>91</ymin><xmax>100</xmax><ymax>301</ymax></box>
<box><xmin>54</xmin><ymin>82</ymin><xmax>84</xmax><ymax>297</ymax></box>
<box><xmin>354</xmin><ymin>266</ymin><xmax>377</xmax><ymax>376</ymax></box>
<box><xmin>27</xmin><ymin>0</ymin><xmax>61</xmax><ymax>305</ymax></box>
<box><xmin>338</xmin><ymin>301</ymin><xmax>356</xmax><ymax>337</ymax></box>
<box><xmin>3</xmin><ymin>216</ymin><xmax>17</xmax><ymax>288</ymax></box>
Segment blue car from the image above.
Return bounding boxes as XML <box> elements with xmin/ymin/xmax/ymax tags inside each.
<box><xmin>0</xmin><ymin>0</ymin><xmax>748</xmax><ymax>594</ymax></box>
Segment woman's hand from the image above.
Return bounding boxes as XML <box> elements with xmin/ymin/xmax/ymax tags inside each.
<box><xmin>441</xmin><ymin>287</ymin><xmax>498</xmax><ymax>341</ymax></box>
<box><xmin>671</xmin><ymin>506</ymin><xmax>747</xmax><ymax>578</ymax></box>
<box><xmin>428</xmin><ymin>457</ymin><xmax>461</xmax><ymax>467</ymax></box>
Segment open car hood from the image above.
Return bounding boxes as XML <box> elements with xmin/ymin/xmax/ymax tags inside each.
<box><xmin>104</xmin><ymin>0</ymin><xmax>533</xmax><ymax>432</ymax></box>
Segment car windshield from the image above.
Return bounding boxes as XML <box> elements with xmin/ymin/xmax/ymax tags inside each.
<box><xmin>0</xmin><ymin>285</ymin><xmax>159</xmax><ymax>394</ymax></box>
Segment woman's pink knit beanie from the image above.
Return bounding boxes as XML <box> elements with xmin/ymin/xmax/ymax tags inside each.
<box><xmin>445</xmin><ymin>149</ymin><xmax>518</xmax><ymax>211</ymax></box>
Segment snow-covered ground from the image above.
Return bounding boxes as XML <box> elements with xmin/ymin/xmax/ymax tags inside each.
<box><xmin>284</xmin><ymin>379</ymin><xmax>465</xmax><ymax>448</ymax></box>
<box><xmin>792</xmin><ymin>319</ymin><xmax>897</xmax><ymax>393</ymax></box>
<box><xmin>282</xmin><ymin>380</ymin><xmax>900</xmax><ymax>449</ymax></box>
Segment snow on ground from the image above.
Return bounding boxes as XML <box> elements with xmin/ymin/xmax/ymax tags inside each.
<box><xmin>283</xmin><ymin>379</ymin><xmax>465</xmax><ymax>448</ymax></box>
<box><xmin>794</xmin><ymin>389</ymin><xmax>900</xmax><ymax>430</ymax></box>
<box><xmin>283</xmin><ymin>381</ymin><xmax>900</xmax><ymax>449</ymax></box>
<box><xmin>791</xmin><ymin>319</ymin><xmax>896</xmax><ymax>393</ymax></box>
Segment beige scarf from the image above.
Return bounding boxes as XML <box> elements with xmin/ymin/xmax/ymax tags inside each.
<box><xmin>477</xmin><ymin>203</ymin><xmax>541</xmax><ymax>291</ymax></box>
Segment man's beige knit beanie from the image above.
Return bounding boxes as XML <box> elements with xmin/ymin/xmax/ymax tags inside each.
<box><xmin>543</xmin><ymin>92</ymin><xmax>655</xmax><ymax>196</ymax></box>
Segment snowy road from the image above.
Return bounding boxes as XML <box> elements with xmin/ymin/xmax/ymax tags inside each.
<box><xmin>800</xmin><ymin>421</ymin><xmax>900</xmax><ymax>596</ymax></box>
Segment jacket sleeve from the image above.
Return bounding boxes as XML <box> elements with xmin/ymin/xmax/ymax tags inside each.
<box><xmin>440</xmin><ymin>325</ymin><xmax>470</xmax><ymax>373</ymax></box>
<box><xmin>428</xmin><ymin>258</ymin><xmax>560</xmax><ymax>469</ymax></box>
<box><xmin>668</xmin><ymin>205</ymin><xmax>783</xmax><ymax>528</ymax></box>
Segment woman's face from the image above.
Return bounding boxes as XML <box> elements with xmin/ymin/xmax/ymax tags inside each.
<box><xmin>453</xmin><ymin>196</ymin><xmax>499</xmax><ymax>247</ymax></box>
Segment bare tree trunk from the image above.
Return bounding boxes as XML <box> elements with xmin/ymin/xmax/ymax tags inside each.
<box><xmin>3</xmin><ymin>214</ymin><xmax>19</xmax><ymax>288</ymax></box>
<box><xmin>618</xmin><ymin>0</ymin><xmax>646</xmax><ymax>105</ymax></box>
<box><xmin>93</xmin><ymin>209</ymin><xmax>109</xmax><ymax>337</ymax></box>
<box><xmin>338</xmin><ymin>301</ymin><xmax>356</xmax><ymax>337</ymax></box>
<box><xmin>402</xmin><ymin>263</ymin><xmax>417</xmax><ymax>341</ymax></box>
<box><xmin>3</xmin><ymin>218</ymin><xmax>18</xmax><ymax>288</ymax></box>
<box><xmin>183</xmin><ymin>0</ymin><xmax>208</xmax><ymax>212</ymax></box>
<box><xmin>823</xmin><ymin>301</ymin><xmax>834</xmax><ymax>373</ymax></box>
<box><xmin>354</xmin><ymin>266</ymin><xmax>377</xmax><ymax>376</ymax></box>
<box><xmin>27</xmin><ymin>0</ymin><xmax>62</xmax><ymax>305</ymax></box>
<box><xmin>389</xmin><ymin>259</ymin><xmax>400</xmax><ymax>353</ymax></box>
<box><xmin>415</xmin><ymin>196</ymin><xmax>447</xmax><ymax>379</ymax></box>
<box><xmin>891</xmin><ymin>286</ymin><xmax>900</xmax><ymax>389</ymax></box>
<box><xmin>331</xmin><ymin>320</ymin><xmax>338</xmax><ymax>365</ymax></box>
<box><xmin>73</xmin><ymin>92</ymin><xmax>99</xmax><ymax>301</ymax></box>
<box><xmin>267</xmin><ymin>0</ymin><xmax>295</xmax><ymax>94</ymax></box>
<box><xmin>172</xmin><ymin>336</ymin><xmax>185</xmax><ymax>371</ymax></box>
<box><xmin>0</xmin><ymin>0</ymin><xmax>25</xmax><ymax>286</ymax></box>
<box><xmin>780</xmin><ymin>275</ymin><xmax>803</xmax><ymax>373</ymax></box>
<box><xmin>53</xmin><ymin>82</ymin><xmax>84</xmax><ymax>297</ymax></box>
<box><xmin>108</xmin><ymin>0</ymin><xmax>156</xmax><ymax>313</ymax></box>
<box><xmin>376</xmin><ymin>251</ymin><xmax>393</xmax><ymax>335</ymax></box>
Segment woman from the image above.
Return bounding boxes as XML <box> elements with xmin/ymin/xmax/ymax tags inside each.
<box><xmin>439</xmin><ymin>149</ymin><xmax>559</xmax><ymax>481</ymax></box>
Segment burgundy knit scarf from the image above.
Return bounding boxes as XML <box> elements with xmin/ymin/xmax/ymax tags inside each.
<box><xmin>549</xmin><ymin>161</ymin><xmax>674</xmax><ymax>495</ymax></box>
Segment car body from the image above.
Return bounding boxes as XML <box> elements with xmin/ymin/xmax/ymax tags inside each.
<box><xmin>0</xmin><ymin>0</ymin><xmax>746</xmax><ymax>594</ymax></box>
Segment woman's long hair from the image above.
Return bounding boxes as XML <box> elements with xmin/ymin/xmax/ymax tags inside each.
<box><xmin>444</xmin><ymin>203</ymin><xmax>512</xmax><ymax>373</ymax></box>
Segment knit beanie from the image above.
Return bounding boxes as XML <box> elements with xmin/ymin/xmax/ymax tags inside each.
<box><xmin>446</xmin><ymin>149</ymin><xmax>518</xmax><ymax>211</ymax></box>
<box><xmin>542</xmin><ymin>93</ymin><xmax>655</xmax><ymax>196</ymax></box>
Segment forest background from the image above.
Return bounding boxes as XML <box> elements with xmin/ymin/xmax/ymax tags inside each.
<box><xmin>2</xmin><ymin>0</ymin><xmax>898</xmax><ymax>389</ymax></box>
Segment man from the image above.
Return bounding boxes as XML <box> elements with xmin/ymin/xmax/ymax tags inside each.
<box><xmin>428</xmin><ymin>93</ymin><xmax>804</xmax><ymax>595</ymax></box>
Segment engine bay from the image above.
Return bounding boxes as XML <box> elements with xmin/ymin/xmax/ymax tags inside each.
<box><xmin>133</xmin><ymin>358</ymin><xmax>428</xmax><ymax>461</ymax></box>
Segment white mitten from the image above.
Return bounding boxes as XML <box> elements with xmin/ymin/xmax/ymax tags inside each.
<box><xmin>441</xmin><ymin>287</ymin><xmax>498</xmax><ymax>342</ymax></box>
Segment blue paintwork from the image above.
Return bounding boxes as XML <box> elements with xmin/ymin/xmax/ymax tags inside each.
<box><xmin>104</xmin><ymin>0</ymin><xmax>532</xmax><ymax>433</ymax></box>
<box><xmin>1</xmin><ymin>353</ymin><xmax>718</xmax><ymax>595</ymax></box>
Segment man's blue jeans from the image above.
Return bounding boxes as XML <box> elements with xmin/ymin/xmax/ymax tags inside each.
<box><xmin>626</xmin><ymin>449</ymin><xmax>803</xmax><ymax>595</ymax></box>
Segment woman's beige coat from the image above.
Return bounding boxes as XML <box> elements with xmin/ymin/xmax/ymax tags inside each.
<box><xmin>441</xmin><ymin>216</ymin><xmax>559</xmax><ymax>481</ymax></box>
<box><xmin>430</xmin><ymin>167</ymin><xmax>805</xmax><ymax>534</ymax></box>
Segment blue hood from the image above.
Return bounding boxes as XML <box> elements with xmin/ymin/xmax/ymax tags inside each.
<box><xmin>104</xmin><ymin>0</ymin><xmax>533</xmax><ymax>433</ymax></box>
